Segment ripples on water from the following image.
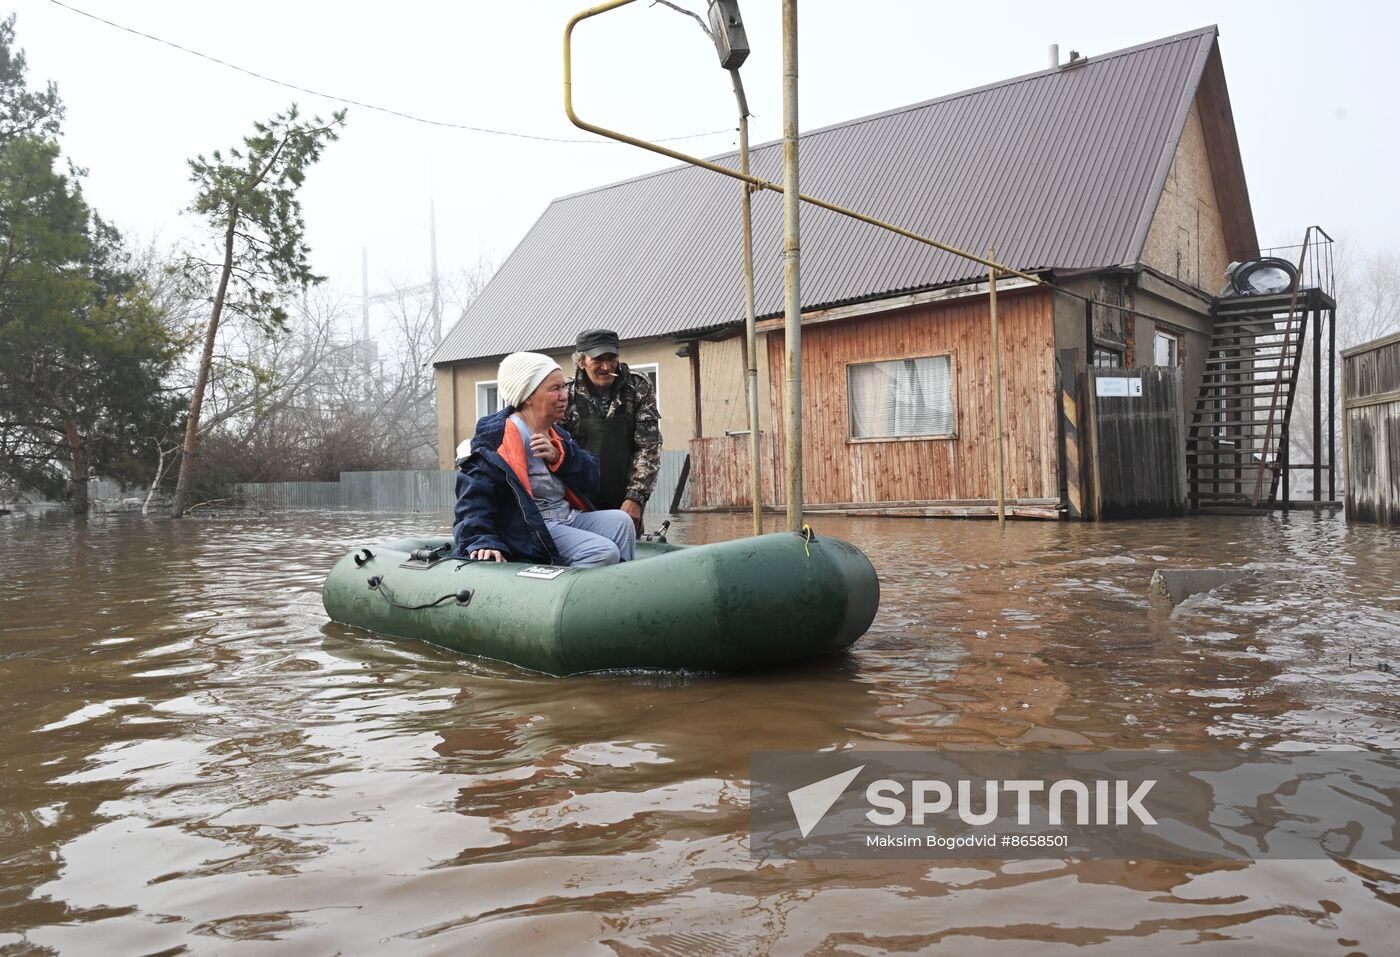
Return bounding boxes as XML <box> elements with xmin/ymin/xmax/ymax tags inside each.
<box><xmin>0</xmin><ymin>508</ymin><xmax>1396</xmax><ymax>954</ymax></box>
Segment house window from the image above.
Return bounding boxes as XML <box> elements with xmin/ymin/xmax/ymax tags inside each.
<box><xmin>630</xmin><ymin>362</ymin><xmax>660</xmax><ymax>413</ymax></box>
<box><xmin>1092</xmin><ymin>346</ymin><xmax>1123</xmax><ymax>368</ymax></box>
<box><xmin>476</xmin><ymin>380</ymin><xmax>500</xmax><ymax>420</ymax></box>
<box><xmin>847</xmin><ymin>355</ymin><xmax>954</xmax><ymax>439</ymax></box>
<box><xmin>1153</xmin><ymin>332</ymin><xmax>1179</xmax><ymax>367</ymax></box>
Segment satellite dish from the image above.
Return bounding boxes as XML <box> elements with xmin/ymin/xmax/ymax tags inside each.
<box><xmin>1221</xmin><ymin>258</ymin><xmax>1298</xmax><ymax>297</ymax></box>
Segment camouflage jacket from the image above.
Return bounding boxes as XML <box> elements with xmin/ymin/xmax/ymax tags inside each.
<box><xmin>562</xmin><ymin>363</ymin><xmax>662</xmax><ymax>508</ymax></box>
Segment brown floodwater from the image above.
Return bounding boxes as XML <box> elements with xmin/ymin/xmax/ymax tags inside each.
<box><xmin>1</xmin><ymin>507</ymin><xmax>1397</xmax><ymax>955</ymax></box>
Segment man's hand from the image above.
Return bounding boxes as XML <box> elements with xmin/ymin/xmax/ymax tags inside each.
<box><xmin>621</xmin><ymin>498</ymin><xmax>643</xmax><ymax>533</ymax></box>
<box><xmin>470</xmin><ymin>549</ymin><xmax>506</xmax><ymax>562</ymax></box>
<box><xmin>530</xmin><ymin>431</ymin><xmax>560</xmax><ymax>465</ymax></box>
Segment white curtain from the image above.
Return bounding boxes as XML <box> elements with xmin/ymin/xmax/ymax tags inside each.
<box><xmin>848</xmin><ymin>356</ymin><xmax>953</xmax><ymax>438</ymax></box>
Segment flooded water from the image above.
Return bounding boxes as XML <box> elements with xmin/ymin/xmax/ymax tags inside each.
<box><xmin>1</xmin><ymin>508</ymin><xmax>1397</xmax><ymax>954</ymax></box>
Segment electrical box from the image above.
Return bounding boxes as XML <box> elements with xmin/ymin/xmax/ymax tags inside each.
<box><xmin>707</xmin><ymin>0</ymin><xmax>750</xmax><ymax>70</ymax></box>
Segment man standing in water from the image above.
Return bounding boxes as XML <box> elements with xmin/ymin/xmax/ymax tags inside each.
<box><xmin>562</xmin><ymin>329</ymin><xmax>661</xmax><ymax>533</ymax></box>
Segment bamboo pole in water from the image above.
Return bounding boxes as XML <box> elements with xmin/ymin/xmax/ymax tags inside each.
<box><xmin>781</xmin><ymin>0</ymin><xmax>803</xmax><ymax>532</ymax></box>
<box><xmin>990</xmin><ymin>249</ymin><xmax>1006</xmax><ymax>528</ymax></box>
<box><xmin>730</xmin><ymin>67</ymin><xmax>763</xmax><ymax>537</ymax></box>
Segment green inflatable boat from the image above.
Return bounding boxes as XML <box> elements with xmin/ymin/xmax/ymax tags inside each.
<box><xmin>322</xmin><ymin>530</ymin><xmax>879</xmax><ymax>675</ymax></box>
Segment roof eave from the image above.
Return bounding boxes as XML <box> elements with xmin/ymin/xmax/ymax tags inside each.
<box><xmin>1195</xmin><ymin>39</ymin><xmax>1261</xmax><ymax>260</ymax></box>
<box><xmin>1124</xmin><ymin>28</ymin><xmax>1220</xmax><ymax>264</ymax></box>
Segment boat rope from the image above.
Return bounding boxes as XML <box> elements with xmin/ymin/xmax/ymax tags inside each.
<box><xmin>366</xmin><ymin>576</ymin><xmax>473</xmax><ymax>610</ymax></box>
<box><xmin>801</xmin><ymin>524</ymin><xmax>813</xmax><ymax>557</ymax></box>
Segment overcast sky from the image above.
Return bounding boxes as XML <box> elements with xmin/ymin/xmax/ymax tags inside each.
<box><xmin>9</xmin><ymin>0</ymin><xmax>1399</xmax><ymax>327</ymax></box>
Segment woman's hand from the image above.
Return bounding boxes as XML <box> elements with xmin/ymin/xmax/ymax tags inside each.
<box><xmin>530</xmin><ymin>431</ymin><xmax>560</xmax><ymax>465</ymax></box>
<box><xmin>470</xmin><ymin>549</ymin><xmax>506</xmax><ymax>562</ymax></box>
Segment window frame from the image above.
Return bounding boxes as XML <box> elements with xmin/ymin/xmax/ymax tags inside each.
<box><xmin>629</xmin><ymin>362</ymin><xmax>661</xmax><ymax>414</ymax></box>
<box><xmin>1092</xmin><ymin>346</ymin><xmax>1124</xmax><ymax>369</ymax></box>
<box><xmin>475</xmin><ymin>379</ymin><xmax>500</xmax><ymax>421</ymax></box>
<box><xmin>843</xmin><ymin>351</ymin><xmax>958</xmax><ymax>444</ymax></box>
<box><xmin>1153</xmin><ymin>331</ymin><xmax>1180</xmax><ymax>368</ymax></box>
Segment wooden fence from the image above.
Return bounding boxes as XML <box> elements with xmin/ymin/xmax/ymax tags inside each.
<box><xmin>688</xmin><ymin>434</ymin><xmax>782</xmax><ymax>508</ymax></box>
<box><xmin>1087</xmin><ymin>366</ymin><xmax>1186</xmax><ymax>519</ymax></box>
<box><xmin>1342</xmin><ymin>332</ymin><xmax>1400</xmax><ymax>525</ymax></box>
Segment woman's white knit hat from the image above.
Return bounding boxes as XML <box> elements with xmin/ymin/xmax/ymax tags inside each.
<box><xmin>497</xmin><ymin>352</ymin><xmax>561</xmax><ymax>409</ymax></box>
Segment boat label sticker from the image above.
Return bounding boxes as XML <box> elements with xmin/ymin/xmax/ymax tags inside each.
<box><xmin>517</xmin><ymin>565</ymin><xmax>568</xmax><ymax>580</ymax></box>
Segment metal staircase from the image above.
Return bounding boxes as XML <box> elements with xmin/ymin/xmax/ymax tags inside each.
<box><xmin>1187</xmin><ymin>227</ymin><xmax>1337</xmax><ymax>514</ymax></box>
<box><xmin>1187</xmin><ymin>292</ymin><xmax>1309</xmax><ymax>512</ymax></box>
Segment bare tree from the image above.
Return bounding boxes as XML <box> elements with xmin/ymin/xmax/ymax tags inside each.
<box><xmin>175</xmin><ymin>259</ymin><xmax>491</xmax><ymax>488</ymax></box>
<box><xmin>367</xmin><ymin>264</ymin><xmax>494</xmax><ymax>468</ymax></box>
<box><xmin>1288</xmin><ymin>248</ymin><xmax>1400</xmax><ymax>494</ymax></box>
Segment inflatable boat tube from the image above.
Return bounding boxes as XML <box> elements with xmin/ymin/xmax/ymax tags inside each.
<box><xmin>322</xmin><ymin>531</ymin><xmax>879</xmax><ymax>675</ymax></box>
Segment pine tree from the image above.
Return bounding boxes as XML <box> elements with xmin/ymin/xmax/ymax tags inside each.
<box><xmin>171</xmin><ymin>105</ymin><xmax>346</xmax><ymax>517</ymax></box>
<box><xmin>0</xmin><ymin>15</ymin><xmax>181</xmax><ymax>514</ymax></box>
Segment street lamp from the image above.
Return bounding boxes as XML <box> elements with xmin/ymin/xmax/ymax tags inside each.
<box><xmin>706</xmin><ymin>0</ymin><xmax>750</xmax><ymax>68</ymax></box>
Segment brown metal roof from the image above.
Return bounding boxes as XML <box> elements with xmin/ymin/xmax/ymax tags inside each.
<box><xmin>434</xmin><ymin>26</ymin><xmax>1228</xmax><ymax>366</ymax></box>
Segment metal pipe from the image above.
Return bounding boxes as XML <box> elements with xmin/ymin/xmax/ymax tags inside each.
<box><xmin>781</xmin><ymin>0</ymin><xmax>802</xmax><ymax>532</ymax></box>
<box><xmin>1313</xmin><ymin>277</ymin><xmax>1321</xmax><ymax>502</ymax></box>
<box><xmin>1328</xmin><ymin>305</ymin><xmax>1336</xmax><ymax>502</ymax></box>
<box><xmin>730</xmin><ymin>66</ymin><xmax>763</xmax><ymax>536</ymax></box>
<box><xmin>562</xmin><ymin>0</ymin><xmax>1042</xmax><ymax>287</ymax></box>
<box><xmin>990</xmin><ymin>250</ymin><xmax>1005</xmax><ymax>527</ymax></box>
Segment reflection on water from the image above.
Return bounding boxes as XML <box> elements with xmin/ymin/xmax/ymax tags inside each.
<box><xmin>1</xmin><ymin>508</ymin><xmax>1397</xmax><ymax>954</ymax></box>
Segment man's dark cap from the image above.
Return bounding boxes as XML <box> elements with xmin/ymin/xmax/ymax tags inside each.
<box><xmin>576</xmin><ymin>328</ymin><xmax>621</xmax><ymax>358</ymax></box>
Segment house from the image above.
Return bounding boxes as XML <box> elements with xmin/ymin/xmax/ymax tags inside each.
<box><xmin>433</xmin><ymin>25</ymin><xmax>1279</xmax><ymax>518</ymax></box>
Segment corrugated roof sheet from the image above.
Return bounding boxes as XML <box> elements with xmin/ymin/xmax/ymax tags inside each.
<box><xmin>434</xmin><ymin>26</ymin><xmax>1219</xmax><ymax>365</ymax></box>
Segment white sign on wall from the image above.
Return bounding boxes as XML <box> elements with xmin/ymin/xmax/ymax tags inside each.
<box><xmin>1096</xmin><ymin>377</ymin><xmax>1143</xmax><ymax>398</ymax></box>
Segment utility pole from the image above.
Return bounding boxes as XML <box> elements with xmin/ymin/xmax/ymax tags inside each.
<box><xmin>704</xmin><ymin>0</ymin><xmax>763</xmax><ymax>536</ymax></box>
<box><xmin>360</xmin><ymin>247</ymin><xmax>370</xmax><ymax>342</ymax></box>
<box><xmin>429</xmin><ymin>198</ymin><xmax>442</xmax><ymax>346</ymax></box>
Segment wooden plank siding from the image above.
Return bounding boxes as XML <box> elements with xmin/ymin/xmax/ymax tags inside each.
<box><xmin>691</xmin><ymin>287</ymin><xmax>1059</xmax><ymax>508</ymax></box>
<box><xmin>689</xmin><ymin>434</ymin><xmax>781</xmax><ymax>508</ymax></box>
<box><xmin>1342</xmin><ymin>332</ymin><xmax>1400</xmax><ymax>526</ymax></box>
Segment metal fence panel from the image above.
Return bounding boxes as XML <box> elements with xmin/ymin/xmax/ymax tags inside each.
<box><xmin>237</xmin><ymin>481</ymin><xmax>342</xmax><ymax>509</ymax></box>
<box><xmin>648</xmin><ymin>450</ymin><xmax>690</xmax><ymax>519</ymax></box>
<box><xmin>234</xmin><ymin>453</ymin><xmax>690</xmax><ymax>517</ymax></box>
<box><xmin>88</xmin><ymin>478</ymin><xmax>137</xmax><ymax>503</ymax></box>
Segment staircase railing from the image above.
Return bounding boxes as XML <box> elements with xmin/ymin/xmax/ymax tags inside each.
<box><xmin>1250</xmin><ymin>226</ymin><xmax>1334</xmax><ymax>506</ymax></box>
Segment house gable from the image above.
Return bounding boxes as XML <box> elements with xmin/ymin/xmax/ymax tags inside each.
<box><xmin>1137</xmin><ymin>41</ymin><xmax>1259</xmax><ymax>290</ymax></box>
<box><xmin>1140</xmin><ymin>98</ymin><xmax>1232</xmax><ymax>291</ymax></box>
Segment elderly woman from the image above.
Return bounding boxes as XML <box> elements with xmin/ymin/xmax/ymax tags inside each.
<box><xmin>452</xmin><ymin>352</ymin><xmax>636</xmax><ymax>567</ymax></box>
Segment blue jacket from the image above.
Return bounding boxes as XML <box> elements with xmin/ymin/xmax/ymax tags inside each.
<box><xmin>451</xmin><ymin>407</ymin><xmax>600</xmax><ymax>563</ymax></box>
